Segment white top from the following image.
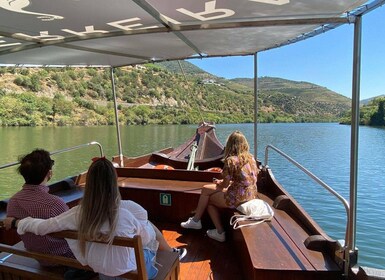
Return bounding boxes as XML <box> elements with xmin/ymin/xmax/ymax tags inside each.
<box><xmin>17</xmin><ymin>200</ymin><xmax>158</xmax><ymax>276</ymax></box>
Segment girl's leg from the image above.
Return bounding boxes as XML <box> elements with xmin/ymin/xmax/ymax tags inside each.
<box><xmin>193</xmin><ymin>184</ymin><xmax>221</xmax><ymax>221</ymax></box>
<box><xmin>207</xmin><ymin>192</ymin><xmax>228</xmax><ymax>233</ymax></box>
<box><xmin>150</xmin><ymin>221</ymin><xmax>172</xmax><ymax>251</ymax></box>
<box><xmin>207</xmin><ymin>205</ymin><xmax>224</xmax><ymax>233</ymax></box>
<box><xmin>151</xmin><ymin>222</ymin><xmax>187</xmax><ymax>260</ymax></box>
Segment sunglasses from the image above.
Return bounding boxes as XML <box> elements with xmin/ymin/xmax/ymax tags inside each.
<box><xmin>51</xmin><ymin>159</ymin><xmax>55</xmax><ymax>167</ymax></box>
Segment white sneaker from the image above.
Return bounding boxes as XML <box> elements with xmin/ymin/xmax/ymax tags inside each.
<box><xmin>180</xmin><ymin>217</ymin><xmax>202</xmax><ymax>229</ymax></box>
<box><xmin>173</xmin><ymin>248</ymin><xmax>187</xmax><ymax>260</ymax></box>
<box><xmin>207</xmin><ymin>229</ymin><xmax>226</xmax><ymax>242</ymax></box>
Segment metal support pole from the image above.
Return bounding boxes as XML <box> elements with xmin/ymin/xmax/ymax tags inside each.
<box><xmin>346</xmin><ymin>15</ymin><xmax>362</xmax><ymax>274</ymax></box>
<box><xmin>110</xmin><ymin>67</ymin><xmax>124</xmax><ymax>167</ymax></box>
<box><xmin>253</xmin><ymin>53</ymin><xmax>258</xmax><ymax>159</ymax></box>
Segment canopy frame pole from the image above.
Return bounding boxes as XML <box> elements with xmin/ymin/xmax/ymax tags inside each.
<box><xmin>346</xmin><ymin>14</ymin><xmax>362</xmax><ymax>275</ymax></box>
<box><xmin>110</xmin><ymin>67</ymin><xmax>124</xmax><ymax>167</ymax></box>
<box><xmin>254</xmin><ymin>53</ymin><xmax>258</xmax><ymax>160</ymax></box>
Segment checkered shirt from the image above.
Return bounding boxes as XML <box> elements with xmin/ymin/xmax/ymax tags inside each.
<box><xmin>7</xmin><ymin>184</ymin><xmax>75</xmax><ymax>265</ymax></box>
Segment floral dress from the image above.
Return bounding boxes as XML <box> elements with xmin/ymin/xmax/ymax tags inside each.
<box><xmin>223</xmin><ymin>155</ymin><xmax>258</xmax><ymax>208</ymax></box>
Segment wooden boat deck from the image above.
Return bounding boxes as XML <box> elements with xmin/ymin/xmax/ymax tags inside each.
<box><xmin>155</xmin><ymin>222</ymin><xmax>243</xmax><ymax>280</ymax></box>
<box><xmin>115</xmin><ymin>168</ymin><xmax>343</xmax><ymax>280</ymax></box>
<box><xmin>0</xmin><ymin>167</ymin><xmax>343</xmax><ymax>279</ymax></box>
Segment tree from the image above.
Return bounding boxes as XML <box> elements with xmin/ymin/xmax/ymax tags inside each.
<box><xmin>52</xmin><ymin>94</ymin><xmax>74</xmax><ymax>124</ymax></box>
<box><xmin>369</xmin><ymin>99</ymin><xmax>385</xmax><ymax>126</ymax></box>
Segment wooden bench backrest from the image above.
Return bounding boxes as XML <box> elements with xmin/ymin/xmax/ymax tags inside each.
<box><xmin>0</xmin><ymin>230</ymin><xmax>148</xmax><ymax>280</ymax></box>
<box><xmin>74</xmin><ymin>171</ymin><xmax>87</xmax><ymax>186</ymax></box>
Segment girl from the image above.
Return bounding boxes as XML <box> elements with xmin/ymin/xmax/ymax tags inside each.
<box><xmin>181</xmin><ymin>130</ymin><xmax>259</xmax><ymax>242</ymax></box>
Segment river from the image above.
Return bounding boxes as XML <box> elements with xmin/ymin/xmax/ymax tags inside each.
<box><xmin>0</xmin><ymin>123</ymin><xmax>384</xmax><ymax>269</ymax></box>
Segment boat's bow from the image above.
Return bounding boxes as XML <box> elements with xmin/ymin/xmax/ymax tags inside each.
<box><xmin>115</xmin><ymin>122</ymin><xmax>224</xmax><ymax>170</ymax></box>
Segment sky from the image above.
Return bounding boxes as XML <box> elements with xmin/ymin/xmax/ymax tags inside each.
<box><xmin>188</xmin><ymin>6</ymin><xmax>385</xmax><ymax>101</ymax></box>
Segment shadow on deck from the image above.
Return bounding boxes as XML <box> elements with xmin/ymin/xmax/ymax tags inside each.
<box><xmin>155</xmin><ymin>222</ymin><xmax>242</xmax><ymax>280</ymax></box>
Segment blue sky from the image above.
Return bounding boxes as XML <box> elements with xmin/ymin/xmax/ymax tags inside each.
<box><xmin>189</xmin><ymin>6</ymin><xmax>385</xmax><ymax>101</ymax></box>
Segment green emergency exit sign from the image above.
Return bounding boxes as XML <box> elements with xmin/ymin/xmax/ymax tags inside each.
<box><xmin>160</xmin><ymin>193</ymin><xmax>172</xmax><ymax>206</ymax></box>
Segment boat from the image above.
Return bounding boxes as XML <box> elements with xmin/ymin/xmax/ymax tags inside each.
<box><xmin>123</xmin><ymin>122</ymin><xmax>225</xmax><ymax>171</ymax></box>
<box><xmin>1</xmin><ymin>0</ymin><xmax>385</xmax><ymax>279</ymax></box>
<box><xmin>0</xmin><ymin>123</ymin><xmax>345</xmax><ymax>279</ymax></box>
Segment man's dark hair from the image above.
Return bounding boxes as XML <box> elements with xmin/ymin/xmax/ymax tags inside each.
<box><xmin>17</xmin><ymin>149</ymin><xmax>54</xmax><ymax>185</ymax></box>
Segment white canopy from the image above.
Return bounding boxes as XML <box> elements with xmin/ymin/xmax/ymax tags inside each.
<box><xmin>0</xmin><ymin>0</ymin><xmax>380</xmax><ymax>67</ymax></box>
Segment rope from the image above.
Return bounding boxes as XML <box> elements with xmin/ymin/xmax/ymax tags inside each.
<box><xmin>186</xmin><ymin>141</ymin><xmax>198</xmax><ymax>170</ymax></box>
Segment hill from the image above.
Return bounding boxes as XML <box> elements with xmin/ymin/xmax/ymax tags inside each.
<box><xmin>360</xmin><ymin>94</ymin><xmax>385</xmax><ymax>106</ymax></box>
<box><xmin>0</xmin><ymin>62</ymin><xmax>351</xmax><ymax>126</ymax></box>
<box><xmin>341</xmin><ymin>96</ymin><xmax>385</xmax><ymax>125</ymax></box>
<box><xmin>231</xmin><ymin>76</ymin><xmax>351</xmax><ymax>121</ymax></box>
<box><xmin>158</xmin><ymin>61</ymin><xmax>210</xmax><ymax>76</ymax></box>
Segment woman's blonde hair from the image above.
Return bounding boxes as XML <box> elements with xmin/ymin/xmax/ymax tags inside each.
<box><xmin>224</xmin><ymin>130</ymin><xmax>252</xmax><ymax>167</ymax></box>
<box><xmin>77</xmin><ymin>158</ymin><xmax>120</xmax><ymax>256</ymax></box>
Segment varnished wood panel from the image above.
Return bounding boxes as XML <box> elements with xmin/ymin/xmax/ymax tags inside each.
<box><xmin>118</xmin><ymin>177</ymin><xmax>205</xmax><ymax>223</ymax></box>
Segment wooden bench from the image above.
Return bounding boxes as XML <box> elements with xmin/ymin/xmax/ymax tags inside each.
<box><xmin>0</xmin><ymin>230</ymin><xmax>180</xmax><ymax>280</ymax></box>
<box><xmin>229</xmin><ymin>194</ymin><xmax>343</xmax><ymax>280</ymax></box>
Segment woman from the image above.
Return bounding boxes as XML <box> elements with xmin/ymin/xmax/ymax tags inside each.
<box><xmin>5</xmin><ymin>158</ymin><xmax>186</xmax><ymax>279</ymax></box>
<box><xmin>181</xmin><ymin>130</ymin><xmax>259</xmax><ymax>242</ymax></box>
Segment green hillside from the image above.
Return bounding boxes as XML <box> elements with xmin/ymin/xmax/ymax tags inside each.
<box><xmin>158</xmin><ymin>61</ymin><xmax>209</xmax><ymax>75</ymax></box>
<box><xmin>360</xmin><ymin>94</ymin><xmax>385</xmax><ymax>106</ymax></box>
<box><xmin>340</xmin><ymin>96</ymin><xmax>385</xmax><ymax>125</ymax></box>
<box><xmin>0</xmin><ymin>62</ymin><xmax>351</xmax><ymax>126</ymax></box>
<box><xmin>233</xmin><ymin>77</ymin><xmax>351</xmax><ymax>119</ymax></box>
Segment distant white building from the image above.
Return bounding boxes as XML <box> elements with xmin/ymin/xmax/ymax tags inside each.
<box><xmin>135</xmin><ymin>65</ymin><xmax>146</xmax><ymax>70</ymax></box>
<box><xmin>203</xmin><ymin>79</ymin><xmax>215</xmax><ymax>84</ymax></box>
<box><xmin>198</xmin><ymin>78</ymin><xmax>221</xmax><ymax>86</ymax></box>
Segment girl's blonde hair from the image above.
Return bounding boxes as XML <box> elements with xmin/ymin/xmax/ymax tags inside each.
<box><xmin>223</xmin><ymin>130</ymin><xmax>252</xmax><ymax>167</ymax></box>
<box><xmin>77</xmin><ymin>158</ymin><xmax>120</xmax><ymax>256</ymax></box>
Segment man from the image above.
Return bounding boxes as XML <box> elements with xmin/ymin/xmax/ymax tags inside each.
<box><xmin>6</xmin><ymin>149</ymin><xmax>75</xmax><ymax>264</ymax></box>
